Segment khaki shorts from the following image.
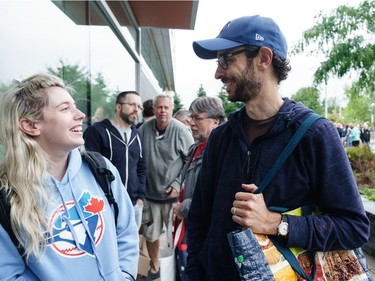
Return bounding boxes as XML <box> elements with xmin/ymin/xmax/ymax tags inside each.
<box><xmin>142</xmin><ymin>200</ymin><xmax>174</xmax><ymax>242</ymax></box>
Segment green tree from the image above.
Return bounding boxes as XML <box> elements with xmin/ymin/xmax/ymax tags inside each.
<box><xmin>343</xmin><ymin>85</ymin><xmax>372</xmax><ymax>123</ymax></box>
<box><xmin>0</xmin><ymin>82</ymin><xmax>13</xmax><ymax>96</ymax></box>
<box><xmin>48</xmin><ymin>60</ymin><xmax>113</xmax><ymax>122</ymax></box>
<box><xmin>217</xmin><ymin>86</ymin><xmax>243</xmax><ymax>117</ymax></box>
<box><xmin>291</xmin><ymin>87</ymin><xmax>324</xmax><ymax>115</ymax></box>
<box><xmin>292</xmin><ymin>0</ymin><xmax>375</xmax><ymax>95</ymax></box>
<box><xmin>173</xmin><ymin>92</ymin><xmax>184</xmax><ymax>113</ymax></box>
<box><xmin>197</xmin><ymin>84</ymin><xmax>207</xmax><ymax>97</ymax></box>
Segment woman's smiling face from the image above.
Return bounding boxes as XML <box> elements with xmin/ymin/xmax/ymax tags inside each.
<box><xmin>33</xmin><ymin>86</ymin><xmax>85</xmax><ymax>156</ymax></box>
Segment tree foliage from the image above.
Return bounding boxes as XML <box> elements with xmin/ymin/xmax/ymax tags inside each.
<box><xmin>292</xmin><ymin>0</ymin><xmax>375</xmax><ymax>94</ymax></box>
<box><xmin>47</xmin><ymin>60</ymin><xmax>114</xmax><ymax>122</ymax></box>
<box><xmin>197</xmin><ymin>84</ymin><xmax>207</xmax><ymax>97</ymax></box>
<box><xmin>291</xmin><ymin>87</ymin><xmax>324</xmax><ymax>115</ymax></box>
<box><xmin>173</xmin><ymin>92</ymin><xmax>184</xmax><ymax>113</ymax></box>
<box><xmin>217</xmin><ymin>86</ymin><xmax>243</xmax><ymax>117</ymax></box>
<box><xmin>343</xmin><ymin>85</ymin><xmax>372</xmax><ymax>123</ymax></box>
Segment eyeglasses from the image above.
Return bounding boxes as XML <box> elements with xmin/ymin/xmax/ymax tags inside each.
<box><xmin>216</xmin><ymin>48</ymin><xmax>259</xmax><ymax>70</ymax></box>
<box><xmin>118</xmin><ymin>102</ymin><xmax>144</xmax><ymax>111</ymax></box>
<box><xmin>217</xmin><ymin>49</ymin><xmax>247</xmax><ymax>70</ymax></box>
<box><xmin>190</xmin><ymin>115</ymin><xmax>210</xmax><ymax>122</ymax></box>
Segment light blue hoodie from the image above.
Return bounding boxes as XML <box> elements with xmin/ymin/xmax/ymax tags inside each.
<box><xmin>0</xmin><ymin>148</ymin><xmax>139</xmax><ymax>281</ymax></box>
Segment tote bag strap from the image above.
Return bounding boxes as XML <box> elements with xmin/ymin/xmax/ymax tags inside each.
<box><xmin>256</xmin><ymin>113</ymin><xmax>322</xmax><ymax>280</ymax></box>
<box><xmin>256</xmin><ymin>113</ymin><xmax>322</xmax><ymax>194</ymax></box>
<box><xmin>270</xmin><ymin>238</ymin><xmax>316</xmax><ymax>281</ymax></box>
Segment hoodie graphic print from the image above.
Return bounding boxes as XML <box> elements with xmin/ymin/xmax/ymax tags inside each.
<box><xmin>47</xmin><ymin>190</ymin><xmax>106</xmax><ymax>257</ymax></box>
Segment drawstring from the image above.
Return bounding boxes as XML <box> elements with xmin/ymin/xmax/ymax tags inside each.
<box><xmin>52</xmin><ymin>179</ymin><xmax>83</xmax><ymax>251</ymax></box>
<box><xmin>67</xmin><ymin>173</ymin><xmax>105</xmax><ymax>278</ymax></box>
<box><xmin>52</xmin><ymin>172</ymin><xmax>106</xmax><ymax>279</ymax></box>
<box><xmin>136</xmin><ymin>134</ymin><xmax>143</xmax><ymax>158</ymax></box>
<box><xmin>105</xmin><ymin>129</ymin><xmax>113</xmax><ymax>161</ymax></box>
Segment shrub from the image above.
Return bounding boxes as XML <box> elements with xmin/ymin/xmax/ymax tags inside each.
<box><xmin>346</xmin><ymin>145</ymin><xmax>375</xmax><ymax>201</ymax></box>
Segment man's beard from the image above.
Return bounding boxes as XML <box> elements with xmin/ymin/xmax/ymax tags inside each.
<box><xmin>120</xmin><ymin>111</ymin><xmax>136</xmax><ymax>125</ymax></box>
<box><xmin>228</xmin><ymin>61</ymin><xmax>261</xmax><ymax>103</ymax></box>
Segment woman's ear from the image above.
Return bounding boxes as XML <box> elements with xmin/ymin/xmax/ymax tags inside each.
<box><xmin>19</xmin><ymin>118</ymin><xmax>40</xmax><ymax>136</ymax></box>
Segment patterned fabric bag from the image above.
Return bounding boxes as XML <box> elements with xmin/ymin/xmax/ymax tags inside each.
<box><xmin>227</xmin><ymin>227</ymin><xmax>372</xmax><ymax>281</ymax></box>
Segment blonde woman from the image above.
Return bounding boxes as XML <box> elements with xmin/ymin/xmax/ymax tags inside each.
<box><xmin>0</xmin><ymin>74</ymin><xmax>138</xmax><ymax>280</ymax></box>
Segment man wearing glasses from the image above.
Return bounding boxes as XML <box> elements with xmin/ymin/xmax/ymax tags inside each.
<box><xmin>186</xmin><ymin>15</ymin><xmax>370</xmax><ymax>281</ymax></box>
<box><xmin>173</xmin><ymin>96</ymin><xmax>226</xmax><ymax>281</ymax></box>
<box><xmin>84</xmin><ymin>91</ymin><xmax>147</xmax><ymax>230</ymax></box>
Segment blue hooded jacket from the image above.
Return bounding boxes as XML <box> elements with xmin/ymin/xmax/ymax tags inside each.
<box><xmin>186</xmin><ymin>98</ymin><xmax>370</xmax><ymax>281</ymax></box>
<box><xmin>83</xmin><ymin>119</ymin><xmax>146</xmax><ymax>205</ymax></box>
<box><xmin>0</xmin><ymin>148</ymin><xmax>139</xmax><ymax>280</ymax></box>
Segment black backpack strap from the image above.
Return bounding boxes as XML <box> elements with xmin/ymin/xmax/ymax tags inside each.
<box><xmin>82</xmin><ymin>151</ymin><xmax>118</xmax><ymax>227</ymax></box>
<box><xmin>0</xmin><ymin>189</ymin><xmax>25</xmax><ymax>255</ymax></box>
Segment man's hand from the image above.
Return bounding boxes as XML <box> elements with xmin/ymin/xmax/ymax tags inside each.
<box><xmin>166</xmin><ymin>186</ymin><xmax>179</xmax><ymax>199</ymax></box>
<box><xmin>173</xmin><ymin>203</ymin><xmax>184</xmax><ymax>220</ymax></box>
<box><xmin>231</xmin><ymin>183</ymin><xmax>280</xmax><ymax>235</ymax></box>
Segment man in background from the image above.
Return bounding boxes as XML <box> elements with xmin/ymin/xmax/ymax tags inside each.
<box><xmin>173</xmin><ymin>108</ymin><xmax>191</xmax><ymax>128</ymax></box>
<box><xmin>173</xmin><ymin>96</ymin><xmax>225</xmax><ymax>281</ymax></box>
<box><xmin>137</xmin><ymin>99</ymin><xmax>155</xmax><ymax>128</ymax></box>
<box><xmin>84</xmin><ymin>91</ymin><xmax>147</xmax><ymax>229</ymax></box>
<box><xmin>139</xmin><ymin>93</ymin><xmax>194</xmax><ymax>280</ymax></box>
<box><xmin>360</xmin><ymin>122</ymin><xmax>371</xmax><ymax>145</ymax></box>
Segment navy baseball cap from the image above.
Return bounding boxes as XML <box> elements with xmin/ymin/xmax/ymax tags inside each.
<box><xmin>193</xmin><ymin>15</ymin><xmax>288</xmax><ymax>60</ymax></box>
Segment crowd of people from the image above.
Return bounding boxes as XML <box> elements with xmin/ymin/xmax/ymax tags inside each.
<box><xmin>336</xmin><ymin>122</ymin><xmax>372</xmax><ymax>147</ymax></box>
<box><xmin>0</xmin><ymin>14</ymin><xmax>372</xmax><ymax>281</ymax></box>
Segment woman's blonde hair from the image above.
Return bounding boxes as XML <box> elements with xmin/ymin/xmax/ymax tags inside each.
<box><xmin>0</xmin><ymin>73</ymin><xmax>69</xmax><ymax>260</ymax></box>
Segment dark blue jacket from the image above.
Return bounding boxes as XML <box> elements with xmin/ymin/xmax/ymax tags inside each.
<box><xmin>186</xmin><ymin>98</ymin><xmax>370</xmax><ymax>281</ymax></box>
<box><xmin>83</xmin><ymin>119</ymin><xmax>146</xmax><ymax>205</ymax></box>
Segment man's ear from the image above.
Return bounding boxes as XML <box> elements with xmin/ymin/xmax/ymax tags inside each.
<box><xmin>258</xmin><ymin>47</ymin><xmax>273</xmax><ymax>66</ymax></box>
<box><xmin>19</xmin><ymin>118</ymin><xmax>40</xmax><ymax>136</ymax></box>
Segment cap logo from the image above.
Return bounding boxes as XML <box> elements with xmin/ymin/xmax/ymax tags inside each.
<box><xmin>255</xmin><ymin>34</ymin><xmax>264</xmax><ymax>41</ymax></box>
<box><xmin>219</xmin><ymin>21</ymin><xmax>231</xmax><ymax>34</ymax></box>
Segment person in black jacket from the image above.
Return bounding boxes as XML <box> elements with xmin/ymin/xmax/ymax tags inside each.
<box><xmin>360</xmin><ymin>122</ymin><xmax>371</xmax><ymax>144</ymax></box>
<box><xmin>84</xmin><ymin>91</ymin><xmax>147</xmax><ymax>229</ymax></box>
<box><xmin>186</xmin><ymin>15</ymin><xmax>370</xmax><ymax>281</ymax></box>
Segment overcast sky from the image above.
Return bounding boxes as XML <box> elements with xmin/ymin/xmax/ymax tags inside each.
<box><xmin>174</xmin><ymin>0</ymin><xmax>361</xmax><ymax>107</ymax></box>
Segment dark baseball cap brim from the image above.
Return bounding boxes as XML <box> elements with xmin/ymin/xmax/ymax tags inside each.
<box><xmin>193</xmin><ymin>38</ymin><xmax>245</xmax><ymax>59</ymax></box>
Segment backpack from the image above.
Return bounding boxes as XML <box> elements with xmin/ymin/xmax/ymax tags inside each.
<box><xmin>0</xmin><ymin>150</ymin><xmax>118</xmax><ymax>255</ymax></box>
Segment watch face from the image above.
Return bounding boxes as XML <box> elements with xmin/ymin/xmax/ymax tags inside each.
<box><xmin>278</xmin><ymin>222</ymin><xmax>288</xmax><ymax>236</ymax></box>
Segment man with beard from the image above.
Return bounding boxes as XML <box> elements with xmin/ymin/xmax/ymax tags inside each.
<box><xmin>186</xmin><ymin>15</ymin><xmax>370</xmax><ymax>281</ymax></box>
<box><xmin>84</xmin><ymin>91</ymin><xmax>146</xmax><ymax>229</ymax></box>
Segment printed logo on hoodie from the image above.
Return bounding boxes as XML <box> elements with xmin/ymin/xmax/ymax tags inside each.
<box><xmin>46</xmin><ymin>191</ymin><xmax>105</xmax><ymax>257</ymax></box>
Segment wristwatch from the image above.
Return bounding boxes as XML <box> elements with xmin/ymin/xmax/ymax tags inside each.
<box><xmin>277</xmin><ymin>214</ymin><xmax>289</xmax><ymax>237</ymax></box>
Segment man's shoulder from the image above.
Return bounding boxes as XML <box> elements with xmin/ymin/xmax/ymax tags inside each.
<box><xmin>138</xmin><ymin>118</ymin><xmax>154</xmax><ymax>132</ymax></box>
<box><xmin>86</xmin><ymin>119</ymin><xmax>113</xmax><ymax>132</ymax></box>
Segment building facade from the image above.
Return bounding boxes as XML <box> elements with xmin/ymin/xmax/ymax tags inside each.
<box><xmin>0</xmin><ymin>0</ymin><xmax>198</xmax><ymax>160</ymax></box>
